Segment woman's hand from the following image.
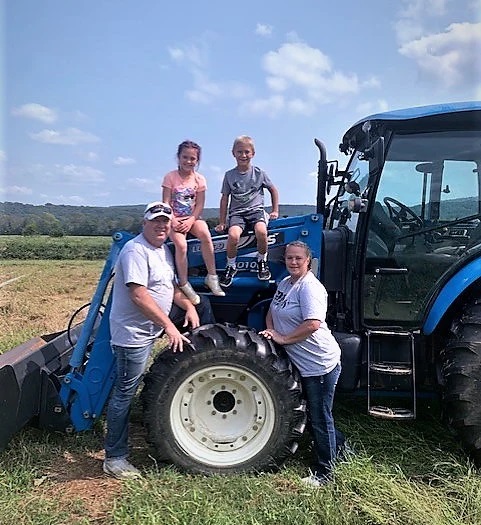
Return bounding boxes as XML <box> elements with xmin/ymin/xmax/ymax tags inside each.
<box><xmin>259</xmin><ymin>328</ymin><xmax>287</xmax><ymax>345</ymax></box>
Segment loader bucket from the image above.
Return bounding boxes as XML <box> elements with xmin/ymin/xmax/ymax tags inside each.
<box><xmin>0</xmin><ymin>325</ymin><xmax>81</xmax><ymax>451</ymax></box>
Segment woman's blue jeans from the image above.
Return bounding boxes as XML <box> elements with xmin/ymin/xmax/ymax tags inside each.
<box><xmin>105</xmin><ymin>296</ymin><xmax>215</xmax><ymax>459</ymax></box>
<box><xmin>301</xmin><ymin>362</ymin><xmax>344</xmax><ymax>479</ymax></box>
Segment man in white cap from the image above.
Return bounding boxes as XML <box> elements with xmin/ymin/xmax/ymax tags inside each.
<box><xmin>104</xmin><ymin>201</ymin><xmax>215</xmax><ymax>479</ymax></box>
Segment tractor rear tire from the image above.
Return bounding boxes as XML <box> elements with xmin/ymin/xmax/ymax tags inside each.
<box><xmin>141</xmin><ymin>323</ymin><xmax>306</xmax><ymax>475</ymax></box>
<box><xmin>441</xmin><ymin>298</ymin><xmax>481</xmax><ymax>466</ymax></box>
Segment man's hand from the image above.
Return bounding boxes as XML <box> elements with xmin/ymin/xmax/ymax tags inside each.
<box><xmin>164</xmin><ymin>323</ymin><xmax>191</xmax><ymax>353</ymax></box>
<box><xmin>215</xmin><ymin>223</ymin><xmax>226</xmax><ymax>233</ymax></box>
<box><xmin>269</xmin><ymin>211</ymin><xmax>279</xmax><ymax>220</ymax></box>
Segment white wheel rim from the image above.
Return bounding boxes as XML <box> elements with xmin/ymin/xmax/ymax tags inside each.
<box><xmin>169</xmin><ymin>364</ymin><xmax>276</xmax><ymax>467</ymax></box>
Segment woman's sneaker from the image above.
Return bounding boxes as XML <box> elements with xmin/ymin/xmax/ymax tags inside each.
<box><xmin>179</xmin><ymin>282</ymin><xmax>201</xmax><ymax>305</ymax></box>
<box><xmin>204</xmin><ymin>274</ymin><xmax>226</xmax><ymax>296</ymax></box>
<box><xmin>257</xmin><ymin>260</ymin><xmax>271</xmax><ymax>280</ymax></box>
<box><xmin>220</xmin><ymin>265</ymin><xmax>237</xmax><ymax>288</ymax></box>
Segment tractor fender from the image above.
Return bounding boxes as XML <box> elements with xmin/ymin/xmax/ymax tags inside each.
<box><xmin>423</xmin><ymin>258</ymin><xmax>481</xmax><ymax>335</ymax></box>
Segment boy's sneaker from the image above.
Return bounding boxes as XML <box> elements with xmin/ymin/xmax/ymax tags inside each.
<box><xmin>257</xmin><ymin>260</ymin><xmax>271</xmax><ymax>281</ymax></box>
<box><xmin>220</xmin><ymin>265</ymin><xmax>237</xmax><ymax>288</ymax></box>
<box><xmin>103</xmin><ymin>457</ymin><xmax>142</xmax><ymax>480</ymax></box>
<box><xmin>179</xmin><ymin>282</ymin><xmax>201</xmax><ymax>305</ymax></box>
<box><xmin>204</xmin><ymin>274</ymin><xmax>226</xmax><ymax>296</ymax></box>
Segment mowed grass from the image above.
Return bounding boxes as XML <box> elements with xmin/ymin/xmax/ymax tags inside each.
<box><xmin>1</xmin><ymin>260</ymin><xmax>481</xmax><ymax>524</ymax></box>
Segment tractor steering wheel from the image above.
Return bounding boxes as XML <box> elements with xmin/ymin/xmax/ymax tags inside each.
<box><xmin>383</xmin><ymin>197</ymin><xmax>423</xmax><ymax>229</ymax></box>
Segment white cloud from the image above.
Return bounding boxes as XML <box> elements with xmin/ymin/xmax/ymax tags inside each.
<box><xmin>399</xmin><ymin>22</ymin><xmax>481</xmax><ymax>89</ymax></box>
<box><xmin>3</xmin><ymin>185</ymin><xmax>33</xmax><ymax>195</ymax></box>
<box><xmin>395</xmin><ymin>0</ymin><xmax>448</xmax><ymax>43</ymax></box>
<box><xmin>54</xmin><ymin>163</ymin><xmax>105</xmax><ymax>183</ymax></box>
<box><xmin>114</xmin><ymin>156</ymin><xmax>136</xmax><ymax>166</ymax></box>
<box><xmin>30</xmin><ymin>127</ymin><xmax>100</xmax><ymax>145</ymax></box>
<box><xmin>85</xmin><ymin>151</ymin><xmax>99</xmax><ymax>162</ymax></box>
<box><xmin>168</xmin><ymin>43</ymin><xmax>207</xmax><ymax>68</ymax></box>
<box><xmin>356</xmin><ymin>99</ymin><xmax>390</xmax><ymax>115</ymax></box>
<box><xmin>11</xmin><ymin>103</ymin><xmax>58</xmax><ymax>123</ymax></box>
<box><xmin>0</xmin><ymin>150</ymin><xmax>6</xmax><ymax>161</ymax></box>
<box><xmin>256</xmin><ymin>23</ymin><xmax>273</xmax><ymax>37</ymax></box>
<box><xmin>126</xmin><ymin>177</ymin><xmax>159</xmax><ymax>193</ymax></box>
<box><xmin>242</xmin><ymin>41</ymin><xmax>370</xmax><ymax>117</ymax></box>
<box><xmin>169</xmin><ymin>38</ymin><xmax>373</xmax><ymax>116</ymax></box>
<box><xmin>56</xmin><ymin>194</ymin><xmax>85</xmax><ymax>204</ymax></box>
<box><xmin>169</xmin><ymin>41</ymin><xmax>251</xmax><ymax>104</ymax></box>
<box><xmin>241</xmin><ymin>95</ymin><xmax>286</xmax><ymax>118</ymax></box>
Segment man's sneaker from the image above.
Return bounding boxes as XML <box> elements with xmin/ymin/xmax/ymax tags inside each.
<box><xmin>179</xmin><ymin>282</ymin><xmax>200</xmax><ymax>305</ymax></box>
<box><xmin>220</xmin><ymin>265</ymin><xmax>237</xmax><ymax>288</ymax></box>
<box><xmin>204</xmin><ymin>274</ymin><xmax>226</xmax><ymax>296</ymax></box>
<box><xmin>257</xmin><ymin>260</ymin><xmax>271</xmax><ymax>281</ymax></box>
<box><xmin>103</xmin><ymin>457</ymin><xmax>142</xmax><ymax>480</ymax></box>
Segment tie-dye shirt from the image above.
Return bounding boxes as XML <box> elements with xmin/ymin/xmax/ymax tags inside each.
<box><xmin>162</xmin><ymin>170</ymin><xmax>207</xmax><ymax>218</ymax></box>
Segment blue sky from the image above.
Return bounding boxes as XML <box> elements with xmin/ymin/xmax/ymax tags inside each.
<box><xmin>2</xmin><ymin>0</ymin><xmax>481</xmax><ymax>209</ymax></box>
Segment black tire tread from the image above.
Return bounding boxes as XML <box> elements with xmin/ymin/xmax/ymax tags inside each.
<box><xmin>441</xmin><ymin>299</ymin><xmax>481</xmax><ymax>464</ymax></box>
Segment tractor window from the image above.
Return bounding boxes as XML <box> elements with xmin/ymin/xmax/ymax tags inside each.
<box><xmin>362</xmin><ymin>129</ymin><xmax>481</xmax><ymax>327</ymax></box>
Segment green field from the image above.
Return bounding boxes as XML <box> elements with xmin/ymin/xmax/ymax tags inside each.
<box><xmin>0</xmin><ymin>235</ymin><xmax>113</xmax><ymax>260</ymax></box>
<box><xmin>0</xmin><ymin>258</ymin><xmax>480</xmax><ymax>524</ymax></box>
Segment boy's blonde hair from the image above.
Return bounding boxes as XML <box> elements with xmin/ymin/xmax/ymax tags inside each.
<box><xmin>232</xmin><ymin>135</ymin><xmax>255</xmax><ymax>153</ymax></box>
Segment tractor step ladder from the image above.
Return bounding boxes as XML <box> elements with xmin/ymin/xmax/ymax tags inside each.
<box><xmin>367</xmin><ymin>329</ymin><xmax>417</xmax><ymax>420</ymax></box>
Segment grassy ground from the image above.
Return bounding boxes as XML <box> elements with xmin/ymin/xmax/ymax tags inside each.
<box><xmin>0</xmin><ymin>260</ymin><xmax>480</xmax><ymax>524</ymax></box>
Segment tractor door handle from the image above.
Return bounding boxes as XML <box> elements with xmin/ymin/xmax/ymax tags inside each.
<box><xmin>375</xmin><ymin>267</ymin><xmax>408</xmax><ymax>275</ymax></box>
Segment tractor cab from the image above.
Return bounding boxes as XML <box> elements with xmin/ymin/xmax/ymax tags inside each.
<box><xmin>319</xmin><ymin>102</ymin><xmax>481</xmax><ymax>420</ymax></box>
<box><xmin>329</xmin><ymin>102</ymin><xmax>481</xmax><ymax>331</ymax></box>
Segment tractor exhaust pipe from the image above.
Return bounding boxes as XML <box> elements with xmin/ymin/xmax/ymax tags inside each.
<box><xmin>314</xmin><ymin>138</ymin><xmax>328</xmax><ymax>216</ymax></box>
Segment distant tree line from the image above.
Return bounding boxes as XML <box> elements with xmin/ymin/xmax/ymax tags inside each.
<box><xmin>1</xmin><ymin>202</ymin><xmax>314</xmax><ymax>237</ymax></box>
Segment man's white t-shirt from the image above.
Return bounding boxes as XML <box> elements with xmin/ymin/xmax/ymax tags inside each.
<box><xmin>110</xmin><ymin>233</ymin><xmax>175</xmax><ymax>347</ymax></box>
<box><xmin>269</xmin><ymin>271</ymin><xmax>341</xmax><ymax>377</ymax></box>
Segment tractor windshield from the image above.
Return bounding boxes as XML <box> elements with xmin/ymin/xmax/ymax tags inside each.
<box><xmin>360</xmin><ymin>128</ymin><xmax>481</xmax><ymax>326</ymax></box>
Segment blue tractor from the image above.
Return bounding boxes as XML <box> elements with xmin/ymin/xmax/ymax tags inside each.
<box><xmin>1</xmin><ymin>101</ymin><xmax>481</xmax><ymax>474</ymax></box>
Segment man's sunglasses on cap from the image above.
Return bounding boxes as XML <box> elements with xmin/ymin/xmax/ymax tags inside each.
<box><xmin>147</xmin><ymin>203</ymin><xmax>172</xmax><ymax>215</ymax></box>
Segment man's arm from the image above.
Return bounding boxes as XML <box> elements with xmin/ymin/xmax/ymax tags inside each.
<box><xmin>128</xmin><ymin>283</ymin><xmax>190</xmax><ymax>352</ymax></box>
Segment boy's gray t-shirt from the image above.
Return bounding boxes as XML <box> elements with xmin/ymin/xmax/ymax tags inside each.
<box><xmin>269</xmin><ymin>272</ymin><xmax>341</xmax><ymax>377</ymax></box>
<box><xmin>221</xmin><ymin>166</ymin><xmax>274</xmax><ymax>215</ymax></box>
<box><xmin>110</xmin><ymin>233</ymin><xmax>175</xmax><ymax>347</ymax></box>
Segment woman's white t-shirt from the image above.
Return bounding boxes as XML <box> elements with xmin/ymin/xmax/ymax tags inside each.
<box><xmin>269</xmin><ymin>271</ymin><xmax>341</xmax><ymax>377</ymax></box>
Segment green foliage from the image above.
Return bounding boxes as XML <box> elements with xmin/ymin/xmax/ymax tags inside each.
<box><xmin>1</xmin><ymin>202</ymin><xmax>315</xmax><ymax>236</ymax></box>
<box><xmin>0</xmin><ymin>235</ymin><xmax>112</xmax><ymax>260</ymax></box>
<box><xmin>1</xmin><ymin>397</ymin><xmax>480</xmax><ymax>524</ymax></box>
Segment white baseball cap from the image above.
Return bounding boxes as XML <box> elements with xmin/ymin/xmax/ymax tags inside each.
<box><xmin>143</xmin><ymin>201</ymin><xmax>173</xmax><ymax>221</ymax></box>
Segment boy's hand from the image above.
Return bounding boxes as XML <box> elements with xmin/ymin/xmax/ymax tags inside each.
<box><xmin>269</xmin><ymin>211</ymin><xmax>279</xmax><ymax>220</ymax></box>
<box><xmin>215</xmin><ymin>223</ymin><xmax>226</xmax><ymax>233</ymax></box>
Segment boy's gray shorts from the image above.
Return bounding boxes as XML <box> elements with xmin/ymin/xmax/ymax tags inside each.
<box><xmin>228</xmin><ymin>209</ymin><xmax>266</xmax><ymax>232</ymax></box>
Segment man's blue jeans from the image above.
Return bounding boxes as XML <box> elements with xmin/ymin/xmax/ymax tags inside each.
<box><xmin>105</xmin><ymin>296</ymin><xmax>215</xmax><ymax>459</ymax></box>
<box><xmin>301</xmin><ymin>362</ymin><xmax>344</xmax><ymax>479</ymax></box>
